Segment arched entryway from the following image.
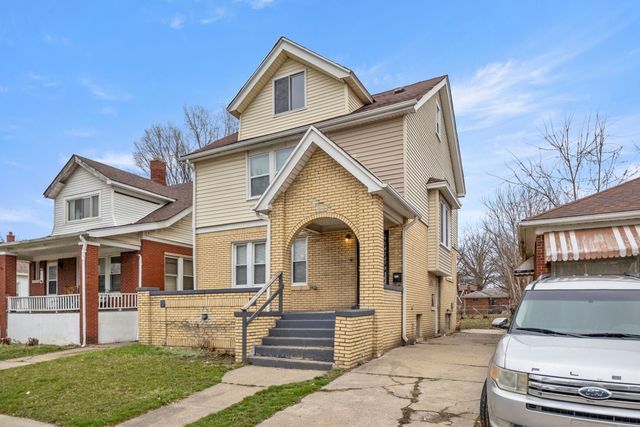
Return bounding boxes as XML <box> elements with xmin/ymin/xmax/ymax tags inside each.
<box><xmin>283</xmin><ymin>215</ymin><xmax>360</xmax><ymax>312</ymax></box>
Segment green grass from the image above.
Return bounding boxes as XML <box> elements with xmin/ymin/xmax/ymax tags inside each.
<box><xmin>460</xmin><ymin>317</ymin><xmax>493</xmax><ymax>329</ymax></box>
<box><xmin>0</xmin><ymin>344</ymin><xmax>69</xmax><ymax>361</ymax></box>
<box><xmin>189</xmin><ymin>369</ymin><xmax>341</xmax><ymax>427</ymax></box>
<box><xmin>0</xmin><ymin>344</ymin><xmax>235</xmax><ymax>426</ymax></box>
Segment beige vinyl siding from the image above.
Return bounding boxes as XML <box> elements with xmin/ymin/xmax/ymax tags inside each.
<box><xmin>113</xmin><ymin>192</ymin><xmax>161</xmax><ymax>226</ymax></box>
<box><xmin>52</xmin><ymin>168</ymin><xmax>115</xmax><ymax>235</ymax></box>
<box><xmin>145</xmin><ymin>214</ymin><xmax>193</xmax><ymax>246</ymax></box>
<box><xmin>328</xmin><ymin>117</ymin><xmax>405</xmax><ymax>194</ymax></box>
<box><xmin>405</xmin><ymin>92</ymin><xmax>456</xmax><ymax>223</ymax></box>
<box><xmin>346</xmin><ymin>86</ymin><xmax>364</xmax><ymax>112</ymax></box>
<box><xmin>195</xmin><ymin>152</ymin><xmax>258</xmax><ymax>228</ymax></box>
<box><xmin>239</xmin><ymin>58</ymin><xmax>348</xmax><ymax>140</ymax></box>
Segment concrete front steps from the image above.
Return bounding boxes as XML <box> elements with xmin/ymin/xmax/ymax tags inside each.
<box><xmin>247</xmin><ymin>311</ymin><xmax>335</xmax><ymax>370</ymax></box>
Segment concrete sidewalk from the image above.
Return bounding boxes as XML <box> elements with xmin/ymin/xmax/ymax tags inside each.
<box><xmin>119</xmin><ymin>365</ymin><xmax>325</xmax><ymax>427</ymax></box>
<box><xmin>0</xmin><ymin>414</ymin><xmax>52</xmax><ymax>426</ymax></box>
<box><xmin>260</xmin><ymin>331</ymin><xmax>502</xmax><ymax>426</ymax></box>
<box><xmin>0</xmin><ymin>343</ymin><xmax>125</xmax><ymax>371</ymax></box>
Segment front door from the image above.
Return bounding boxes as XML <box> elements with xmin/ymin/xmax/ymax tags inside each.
<box><xmin>17</xmin><ymin>274</ymin><xmax>29</xmax><ymax>297</ymax></box>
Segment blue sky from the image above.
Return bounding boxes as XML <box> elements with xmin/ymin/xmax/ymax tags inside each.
<box><xmin>1</xmin><ymin>0</ymin><xmax>639</xmax><ymax>239</ymax></box>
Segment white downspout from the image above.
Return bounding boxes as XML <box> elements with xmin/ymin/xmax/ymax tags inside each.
<box><xmin>402</xmin><ymin>216</ymin><xmax>419</xmax><ymax>343</ymax></box>
<box><xmin>188</xmin><ymin>159</ymin><xmax>197</xmax><ymax>289</ymax></box>
<box><xmin>79</xmin><ymin>235</ymin><xmax>88</xmax><ymax>347</ymax></box>
<box><xmin>137</xmin><ymin>253</ymin><xmax>142</xmax><ymax>287</ymax></box>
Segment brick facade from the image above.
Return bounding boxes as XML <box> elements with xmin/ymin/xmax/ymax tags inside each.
<box><xmin>58</xmin><ymin>257</ymin><xmax>77</xmax><ymax>294</ymax></box>
<box><xmin>0</xmin><ymin>254</ymin><xmax>17</xmax><ymax>337</ymax></box>
<box><xmin>120</xmin><ymin>251</ymin><xmax>139</xmax><ymax>293</ymax></box>
<box><xmin>81</xmin><ymin>244</ymin><xmax>100</xmax><ymax>344</ymax></box>
<box><xmin>29</xmin><ymin>261</ymin><xmax>46</xmax><ymax>296</ymax></box>
<box><xmin>140</xmin><ymin>239</ymin><xmax>192</xmax><ymax>290</ymax></box>
<box><xmin>234</xmin><ymin>315</ymin><xmax>279</xmax><ymax>362</ymax></box>
<box><xmin>534</xmin><ymin>234</ymin><xmax>549</xmax><ymax>279</ymax></box>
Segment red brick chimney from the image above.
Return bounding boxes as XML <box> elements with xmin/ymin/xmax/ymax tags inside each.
<box><xmin>6</xmin><ymin>232</ymin><xmax>15</xmax><ymax>243</ymax></box>
<box><xmin>150</xmin><ymin>158</ymin><xmax>167</xmax><ymax>186</ymax></box>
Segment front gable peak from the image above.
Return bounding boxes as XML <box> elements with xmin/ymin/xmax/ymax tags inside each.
<box><xmin>227</xmin><ymin>37</ymin><xmax>372</xmax><ymax>118</ymax></box>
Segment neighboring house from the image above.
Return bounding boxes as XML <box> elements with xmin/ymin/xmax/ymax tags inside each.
<box><xmin>0</xmin><ymin>156</ymin><xmax>193</xmax><ymax>345</ymax></box>
<box><xmin>460</xmin><ymin>288</ymin><xmax>510</xmax><ymax>315</ymax></box>
<box><xmin>138</xmin><ymin>37</ymin><xmax>465</xmax><ymax>370</ymax></box>
<box><xmin>518</xmin><ymin>177</ymin><xmax>640</xmax><ymax>279</ymax></box>
<box><xmin>457</xmin><ymin>282</ymin><xmax>477</xmax><ymax>299</ymax></box>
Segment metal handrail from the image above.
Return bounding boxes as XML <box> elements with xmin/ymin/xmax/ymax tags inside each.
<box><xmin>241</xmin><ymin>272</ymin><xmax>283</xmax><ymax>363</ymax></box>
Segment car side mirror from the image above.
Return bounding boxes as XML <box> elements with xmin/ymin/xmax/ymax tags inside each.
<box><xmin>491</xmin><ymin>317</ymin><xmax>510</xmax><ymax>329</ymax></box>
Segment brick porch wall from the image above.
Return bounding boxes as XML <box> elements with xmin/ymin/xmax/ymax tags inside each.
<box><xmin>58</xmin><ymin>258</ymin><xmax>77</xmax><ymax>294</ymax></box>
<box><xmin>120</xmin><ymin>251</ymin><xmax>139</xmax><ymax>293</ymax></box>
<box><xmin>0</xmin><ymin>254</ymin><xmax>17</xmax><ymax>337</ymax></box>
<box><xmin>534</xmin><ymin>234</ymin><xmax>549</xmax><ymax>279</ymax></box>
<box><xmin>334</xmin><ymin>311</ymin><xmax>374</xmax><ymax>369</ymax></box>
<box><xmin>29</xmin><ymin>261</ymin><xmax>46</xmax><ymax>296</ymax></box>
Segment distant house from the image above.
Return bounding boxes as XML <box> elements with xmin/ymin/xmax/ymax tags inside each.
<box><xmin>460</xmin><ymin>288</ymin><xmax>510</xmax><ymax>315</ymax></box>
<box><xmin>518</xmin><ymin>177</ymin><xmax>640</xmax><ymax>278</ymax></box>
<box><xmin>457</xmin><ymin>282</ymin><xmax>477</xmax><ymax>299</ymax></box>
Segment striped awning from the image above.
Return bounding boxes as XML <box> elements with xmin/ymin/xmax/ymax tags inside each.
<box><xmin>544</xmin><ymin>226</ymin><xmax>640</xmax><ymax>262</ymax></box>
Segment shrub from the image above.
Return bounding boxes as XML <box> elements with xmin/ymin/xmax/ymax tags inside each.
<box><xmin>27</xmin><ymin>338</ymin><xmax>39</xmax><ymax>346</ymax></box>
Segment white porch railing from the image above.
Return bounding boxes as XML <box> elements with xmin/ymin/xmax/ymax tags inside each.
<box><xmin>98</xmin><ymin>293</ymin><xmax>138</xmax><ymax>310</ymax></box>
<box><xmin>8</xmin><ymin>294</ymin><xmax>80</xmax><ymax>312</ymax></box>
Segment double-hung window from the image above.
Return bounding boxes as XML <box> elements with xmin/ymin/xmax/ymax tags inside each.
<box><xmin>248</xmin><ymin>147</ymin><xmax>294</xmax><ymax>198</ymax></box>
<box><xmin>274</xmin><ymin>71</ymin><xmax>305</xmax><ymax>115</ymax></box>
<box><xmin>47</xmin><ymin>262</ymin><xmax>58</xmax><ymax>295</ymax></box>
<box><xmin>99</xmin><ymin>256</ymin><xmax>122</xmax><ymax>293</ymax></box>
<box><xmin>164</xmin><ymin>256</ymin><xmax>194</xmax><ymax>291</ymax></box>
<box><xmin>67</xmin><ymin>194</ymin><xmax>99</xmax><ymax>221</ymax></box>
<box><xmin>233</xmin><ymin>241</ymin><xmax>266</xmax><ymax>287</ymax></box>
<box><xmin>439</xmin><ymin>200</ymin><xmax>451</xmax><ymax>248</ymax></box>
<box><xmin>292</xmin><ymin>237</ymin><xmax>307</xmax><ymax>285</ymax></box>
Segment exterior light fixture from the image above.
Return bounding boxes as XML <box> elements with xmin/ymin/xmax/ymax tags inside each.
<box><xmin>345</xmin><ymin>234</ymin><xmax>352</xmax><ymax>243</ymax></box>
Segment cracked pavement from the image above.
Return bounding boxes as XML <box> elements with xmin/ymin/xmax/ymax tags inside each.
<box><xmin>259</xmin><ymin>331</ymin><xmax>502</xmax><ymax>426</ymax></box>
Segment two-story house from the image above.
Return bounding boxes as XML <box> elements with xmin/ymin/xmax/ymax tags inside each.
<box><xmin>0</xmin><ymin>156</ymin><xmax>193</xmax><ymax>345</ymax></box>
<box><xmin>136</xmin><ymin>37</ymin><xmax>465</xmax><ymax>370</ymax></box>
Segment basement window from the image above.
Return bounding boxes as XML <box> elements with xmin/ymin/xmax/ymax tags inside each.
<box><xmin>274</xmin><ymin>71</ymin><xmax>306</xmax><ymax>115</ymax></box>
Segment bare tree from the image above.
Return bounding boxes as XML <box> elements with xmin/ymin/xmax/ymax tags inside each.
<box><xmin>134</xmin><ymin>105</ymin><xmax>238</xmax><ymax>184</ymax></box>
<box><xmin>457</xmin><ymin>228</ymin><xmax>497</xmax><ymax>291</ymax></box>
<box><xmin>506</xmin><ymin>114</ymin><xmax>631</xmax><ymax>207</ymax></box>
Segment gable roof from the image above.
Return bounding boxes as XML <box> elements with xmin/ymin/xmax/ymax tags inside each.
<box><xmin>254</xmin><ymin>126</ymin><xmax>420</xmax><ymax>220</ymax></box>
<box><xmin>190</xmin><ymin>76</ymin><xmax>447</xmax><ymax>156</ymax></box>
<box><xmin>227</xmin><ymin>37</ymin><xmax>372</xmax><ymax>117</ymax></box>
<box><xmin>45</xmin><ymin>155</ymin><xmax>178</xmax><ymax>201</ymax></box>
<box><xmin>523</xmin><ymin>177</ymin><xmax>640</xmax><ymax>223</ymax></box>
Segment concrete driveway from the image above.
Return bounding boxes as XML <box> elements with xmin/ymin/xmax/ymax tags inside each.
<box><xmin>260</xmin><ymin>331</ymin><xmax>503</xmax><ymax>426</ymax></box>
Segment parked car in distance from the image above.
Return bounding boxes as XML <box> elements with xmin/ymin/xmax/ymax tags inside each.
<box><xmin>480</xmin><ymin>275</ymin><xmax>640</xmax><ymax>427</ymax></box>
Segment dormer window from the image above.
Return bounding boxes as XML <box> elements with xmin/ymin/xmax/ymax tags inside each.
<box><xmin>274</xmin><ymin>71</ymin><xmax>305</xmax><ymax>115</ymax></box>
<box><xmin>67</xmin><ymin>193</ymin><xmax>99</xmax><ymax>221</ymax></box>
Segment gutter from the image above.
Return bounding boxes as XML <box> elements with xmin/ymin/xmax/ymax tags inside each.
<box><xmin>183</xmin><ymin>100</ymin><xmax>417</xmax><ymax>162</ymax></box>
<box><xmin>402</xmin><ymin>216</ymin><xmax>420</xmax><ymax>343</ymax></box>
<box><xmin>79</xmin><ymin>235</ymin><xmax>88</xmax><ymax>347</ymax></box>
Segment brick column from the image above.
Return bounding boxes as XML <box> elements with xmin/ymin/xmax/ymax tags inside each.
<box><xmin>120</xmin><ymin>251</ymin><xmax>140</xmax><ymax>293</ymax></box>
<box><xmin>80</xmin><ymin>243</ymin><xmax>100</xmax><ymax>345</ymax></box>
<box><xmin>0</xmin><ymin>253</ymin><xmax>17</xmax><ymax>338</ymax></box>
<box><xmin>534</xmin><ymin>234</ymin><xmax>549</xmax><ymax>279</ymax></box>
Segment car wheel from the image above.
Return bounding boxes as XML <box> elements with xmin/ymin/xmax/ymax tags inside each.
<box><xmin>479</xmin><ymin>380</ymin><xmax>490</xmax><ymax>427</ymax></box>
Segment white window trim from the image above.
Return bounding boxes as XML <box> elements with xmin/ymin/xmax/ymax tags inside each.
<box><xmin>246</xmin><ymin>147</ymin><xmax>295</xmax><ymax>200</ymax></box>
<box><xmin>64</xmin><ymin>191</ymin><xmax>101</xmax><ymax>224</ymax></box>
<box><xmin>435</xmin><ymin>99</ymin><xmax>443</xmax><ymax>141</ymax></box>
<box><xmin>231</xmin><ymin>240</ymin><xmax>267</xmax><ymax>287</ymax></box>
<box><xmin>439</xmin><ymin>199</ymin><xmax>451</xmax><ymax>249</ymax></box>
<box><xmin>291</xmin><ymin>236</ymin><xmax>308</xmax><ymax>286</ymax></box>
<box><xmin>164</xmin><ymin>255</ymin><xmax>194</xmax><ymax>291</ymax></box>
<box><xmin>99</xmin><ymin>256</ymin><xmax>122</xmax><ymax>293</ymax></box>
<box><xmin>272</xmin><ymin>69</ymin><xmax>307</xmax><ymax>117</ymax></box>
<box><xmin>46</xmin><ymin>261</ymin><xmax>58</xmax><ymax>295</ymax></box>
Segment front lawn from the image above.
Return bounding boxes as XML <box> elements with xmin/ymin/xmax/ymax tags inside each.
<box><xmin>189</xmin><ymin>370</ymin><xmax>341</xmax><ymax>427</ymax></box>
<box><xmin>0</xmin><ymin>343</ymin><xmax>69</xmax><ymax>361</ymax></box>
<box><xmin>0</xmin><ymin>344</ymin><xmax>234</xmax><ymax>426</ymax></box>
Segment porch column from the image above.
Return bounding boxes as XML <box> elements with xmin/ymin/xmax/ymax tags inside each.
<box><xmin>0</xmin><ymin>253</ymin><xmax>17</xmax><ymax>338</ymax></box>
<box><xmin>80</xmin><ymin>243</ymin><xmax>100</xmax><ymax>345</ymax></box>
<box><xmin>534</xmin><ymin>235</ymin><xmax>549</xmax><ymax>279</ymax></box>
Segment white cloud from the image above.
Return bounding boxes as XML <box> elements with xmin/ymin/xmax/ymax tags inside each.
<box><xmin>64</xmin><ymin>128</ymin><xmax>96</xmax><ymax>138</ymax></box>
<box><xmin>27</xmin><ymin>72</ymin><xmax>60</xmax><ymax>88</ymax></box>
<box><xmin>81</xmin><ymin>79</ymin><xmax>133</xmax><ymax>102</ymax></box>
<box><xmin>43</xmin><ymin>34</ymin><xmax>70</xmax><ymax>46</ymax></box>
<box><xmin>234</xmin><ymin>0</ymin><xmax>274</xmax><ymax>9</ymax></box>
<box><xmin>199</xmin><ymin>7</ymin><xmax>226</xmax><ymax>24</ymax></box>
<box><xmin>0</xmin><ymin>208</ymin><xmax>49</xmax><ymax>228</ymax></box>
<box><xmin>169</xmin><ymin>14</ymin><xmax>185</xmax><ymax>29</ymax></box>
<box><xmin>98</xmin><ymin>106</ymin><xmax>117</xmax><ymax>115</ymax></box>
<box><xmin>353</xmin><ymin>62</ymin><xmax>407</xmax><ymax>90</ymax></box>
<box><xmin>91</xmin><ymin>152</ymin><xmax>137</xmax><ymax>169</ymax></box>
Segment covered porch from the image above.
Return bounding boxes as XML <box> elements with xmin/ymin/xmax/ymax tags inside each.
<box><xmin>0</xmin><ymin>233</ymin><xmax>139</xmax><ymax>345</ymax></box>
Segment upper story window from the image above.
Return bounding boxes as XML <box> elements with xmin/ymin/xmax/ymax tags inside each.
<box><xmin>439</xmin><ymin>199</ymin><xmax>451</xmax><ymax>248</ymax></box>
<box><xmin>67</xmin><ymin>194</ymin><xmax>99</xmax><ymax>221</ymax></box>
<box><xmin>435</xmin><ymin>101</ymin><xmax>442</xmax><ymax>139</ymax></box>
<box><xmin>274</xmin><ymin>71</ymin><xmax>305</xmax><ymax>115</ymax></box>
<box><xmin>248</xmin><ymin>147</ymin><xmax>294</xmax><ymax>198</ymax></box>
